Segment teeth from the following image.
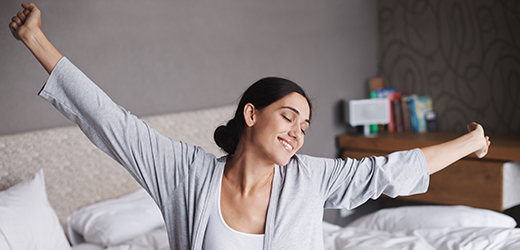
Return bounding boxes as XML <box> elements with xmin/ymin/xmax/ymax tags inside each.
<box><xmin>279</xmin><ymin>139</ymin><xmax>293</xmax><ymax>150</ymax></box>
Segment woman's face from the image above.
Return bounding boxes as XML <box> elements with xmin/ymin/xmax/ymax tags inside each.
<box><xmin>246</xmin><ymin>92</ymin><xmax>311</xmax><ymax>166</ymax></box>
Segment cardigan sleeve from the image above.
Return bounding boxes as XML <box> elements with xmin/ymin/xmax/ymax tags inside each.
<box><xmin>301</xmin><ymin>149</ymin><xmax>429</xmax><ymax>209</ymax></box>
<box><xmin>38</xmin><ymin>57</ymin><xmax>201</xmax><ymax>210</ymax></box>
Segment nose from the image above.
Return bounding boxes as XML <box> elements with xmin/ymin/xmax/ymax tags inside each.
<box><xmin>288</xmin><ymin>124</ymin><xmax>303</xmax><ymax>141</ymax></box>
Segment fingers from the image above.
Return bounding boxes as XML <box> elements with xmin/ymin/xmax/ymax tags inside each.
<box><xmin>20</xmin><ymin>3</ymin><xmax>42</xmax><ymax>27</ymax></box>
<box><xmin>11</xmin><ymin>16</ymin><xmax>20</xmax><ymax>26</ymax></box>
<box><xmin>9</xmin><ymin>21</ymin><xmax>18</xmax><ymax>34</ymax></box>
<box><xmin>9</xmin><ymin>3</ymin><xmax>37</xmax><ymax>40</ymax></box>
<box><xmin>21</xmin><ymin>3</ymin><xmax>40</xmax><ymax>16</ymax></box>
<box><xmin>10</xmin><ymin>13</ymin><xmax>25</xmax><ymax>32</ymax></box>
<box><xmin>18</xmin><ymin>3</ymin><xmax>40</xmax><ymax>21</ymax></box>
<box><xmin>10</xmin><ymin>5</ymin><xmax>30</xmax><ymax>32</ymax></box>
<box><xmin>21</xmin><ymin>3</ymin><xmax>37</xmax><ymax>11</ymax></box>
<box><xmin>9</xmin><ymin>3</ymin><xmax>41</xmax><ymax>35</ymax></box>
<box><xmin>477</xmin><ymin>136</ymin><xmax>491</xmax><ymax>158</ymax></box>
<box><xmin>17</xmin><ymin>10</ymin><xmax>27</xmax><ymax>22</ymax></box>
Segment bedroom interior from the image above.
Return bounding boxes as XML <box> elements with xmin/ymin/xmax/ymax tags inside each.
<box><xmin>367</xmin><ymin>0</ymin><xmax>520</xmax><ymax>225</ymax></box>
<box><xmin>1</xmin><ymin>0</ymin><xmax>519</xmax><ymax>249</ymax></box>
<box><xmin>330</xmin><ymin>0</ymin><xmax>520</xmax><ymax>225</ymax></box>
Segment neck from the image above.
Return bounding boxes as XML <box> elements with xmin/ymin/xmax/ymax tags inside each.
<box><xmin>224</xmin><ymin>147</ymin><xmax>275</xmax><ymax>196</ymax></box>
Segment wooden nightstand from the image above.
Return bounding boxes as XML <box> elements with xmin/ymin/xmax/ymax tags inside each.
<box><xmin>337</xmin><ymin>132</ymin><xmax>520</xmax><ymax>211</ymax></box>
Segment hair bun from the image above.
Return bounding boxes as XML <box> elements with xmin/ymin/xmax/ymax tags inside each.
<box><xmin>214</xmin><ymin>121</ymin><xmax>239</xmax><ymax>155</ymax></box>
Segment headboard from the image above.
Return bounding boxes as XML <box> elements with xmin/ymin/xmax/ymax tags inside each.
<box><xmin>0</xmin><ymin>105</ymin><xmax>235</xmax><ymax>229</ymax></box>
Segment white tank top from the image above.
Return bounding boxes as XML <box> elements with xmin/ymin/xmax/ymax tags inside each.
<box><xmin>202</xmin><ymin>174</ymin><xmax>264</xmax><ymax>250</ymax></box>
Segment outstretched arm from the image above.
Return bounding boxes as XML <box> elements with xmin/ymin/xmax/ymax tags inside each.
<box><xmin>9</xmin><ymin>3</ymin><xmax>62</xmax><ymax>74</ymax></box>
<box><xmin>421</xmin><ymin>122</ymin><xmax>491</xmax><ymax>175</ymax></box>
<box><xmin>10</xmin><ymin>3</ymin><xmax>193</xmax><ymax>209</ymax></box>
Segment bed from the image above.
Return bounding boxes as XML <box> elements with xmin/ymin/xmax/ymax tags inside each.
<box><xmin>1</xmin><ymin>105</ymin><xmax>519</xmax><ymax>250</ymax></box>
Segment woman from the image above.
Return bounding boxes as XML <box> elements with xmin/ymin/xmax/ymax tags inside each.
<box><xmin>9</xmin><ymin>3</ymin><xmax>490</xmax><ymax>250</ymax></box>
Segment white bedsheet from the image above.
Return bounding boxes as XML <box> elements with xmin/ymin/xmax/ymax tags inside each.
<box><xmin>104</xmin><ymin>226</ymin><xmax>169</xmax><ymax>250</ymax></box>
<box><xmin>71</xmin><ymin>227</ymin><xmax>168</xmax><ymax>250</ymax></box>
<box><xmin>72</xmin><ymin>223</ymin><xmax>520</xmax><ymax>250</ymax></box>
<box><xmin>323</xmin><ymin>222</ymin><xmax>520</xmax><ymax>250</ymax></box>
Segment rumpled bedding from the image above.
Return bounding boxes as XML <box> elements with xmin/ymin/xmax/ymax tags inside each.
<box><xmin>72</xmin><ymin>222</ymin><xmax>520</xmax><ymax>250</ymax></box>
<box><xmin>322</xmin><ymin>222</ymin><xmax>520</xmax><ymax>250</ymax></box>
<box><xmin>105</xmin><ymin>226</ymin><xmax>169</xmax><ymax>250</ymax></box>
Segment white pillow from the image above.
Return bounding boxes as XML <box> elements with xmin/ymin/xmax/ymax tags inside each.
<box><xmin>348</xmin><ymin>205</ymin><xmax>517</xmax><ymax>232</ymax></box>
<box><xmin>0</xmin><ymin>169</ymin><xmax>71</xmax><ymax>250</ymax></box>
<box><xmin>67</xmin><ymin>188</ymin><xmax>165</xmax><ymax>247</ymax></box>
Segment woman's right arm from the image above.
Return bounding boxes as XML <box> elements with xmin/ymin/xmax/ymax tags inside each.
<box><xmin>9</xmin><ymin>3</ymin><xmax>62</xmax><ymax>74</ymax></box>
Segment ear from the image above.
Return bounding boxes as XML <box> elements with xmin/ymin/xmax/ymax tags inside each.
<box><xmin>243</xmin><ymin>103</ymin><xmax>256</xmax><ymax>127</ymax></box>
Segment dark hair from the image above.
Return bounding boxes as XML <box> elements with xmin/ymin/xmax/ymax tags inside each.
<box><xmin>214</xmin><ymin>77</ymin><xmax>312</xmax><ymax>155</ymax></box>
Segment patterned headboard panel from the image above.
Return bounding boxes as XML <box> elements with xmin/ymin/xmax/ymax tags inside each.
<box><xmin>0</xmin><ymin>105</ymin><xmax>234</xmax><ymax>229</ymax></box>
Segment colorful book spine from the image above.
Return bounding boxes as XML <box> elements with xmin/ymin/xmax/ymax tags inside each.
<box><xmin>401</xmin><ymin>96</ymin><xmax>411</xmax><ymax>133</ymax></box>
<box><xmin>415</xmin><ymin>96</ymin><xmax>433</xmax><ymax>133</ymax></box>
<box><xmin>392</xmin><ymin>93</ymin><xmax>404</xmax><ymax>132</ymax></box>
<box><xmin>375</xmin><ymin>87</ymin><xmax>397</xmax><ymax>133</ymax></box>
<box><xmin>406</xmin><ymin>95</ymin><xmax>419</xmax><ymax>133</ymax></box>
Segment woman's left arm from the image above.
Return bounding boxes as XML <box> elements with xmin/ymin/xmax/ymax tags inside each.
<box><xmin>421</xmin><ymin>122</ymin><xmax>491</xmax><ymax>175</ymax></box>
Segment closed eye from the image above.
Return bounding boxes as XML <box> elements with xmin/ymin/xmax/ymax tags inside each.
<box><xmin>283</xmin><ymin>114</ymin><xmax>307</xmax><ymax>135</ymax></box>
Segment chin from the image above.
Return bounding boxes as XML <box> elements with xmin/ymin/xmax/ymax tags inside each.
<box><xmin>275</xmin><ymin>155</ymin><xmax>295</xmax><ymax>166</ymax></box>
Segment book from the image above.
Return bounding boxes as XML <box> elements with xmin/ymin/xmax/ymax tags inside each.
<box><xmin>375</xmin><ymin>87</ymin><xmax>397</xmax><ymax>132</ymax></box>
<box><xmin>401</xmin><ymin>96</ymin><xmax>412</xmax><ymax>132</ymax></box>
<box><xmin>414</xmin><ymin>96</ymin><xmax>433</xmax><ymax>133</ymax></box>
<box><xmin>399</xmin><ymin>95</ymin><xmax>433</xmax><ymax>133</ymax></box>
<box><xmin>405</xmin><ymin>95</ymin><xmax>419</xmax><ymax>133</ymax></box>
<box><xmin>392</xmin><ymin>94</ymin><xmax>404</xmax><ymax>132</ymax></box>
<box><xmin>388</xmin><ymin>92</ymin><xmax>402</xmax><ymax>133</ymax></box>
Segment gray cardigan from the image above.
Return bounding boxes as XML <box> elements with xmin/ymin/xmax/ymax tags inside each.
<box><xmin>39</xmin><ymin>57</ymin><xmax>429</xmax><ymax>250</ymax></box>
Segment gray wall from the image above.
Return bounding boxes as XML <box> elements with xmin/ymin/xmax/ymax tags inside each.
<box><xmin>1</xmin><ymin>0</ymin><xmax>378</xmax><ymax>158</ymax></box>
<box><xmin>378</xmin><ymin>0</ymin><xmax>520</xmax><ymax>135</ymax></box>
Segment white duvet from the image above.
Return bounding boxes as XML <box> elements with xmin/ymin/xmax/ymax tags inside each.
<box><xmin>104</xmin><ymin>226</ymin><xmax>169</xmax><ymax>250</ymax></box>
<box><xmin>322</xmin><ymin>222</ymin><xmax>520</xmax><ymax>250</ymax></box>
<box><xmin>72</xmin><ymin>227</ymin><xmax>169</xmax><ymax>250</ymax></box>
<box><xmin>72</xmin><ymin>223</ymin><xmax>520</xmax><ymax>250</ymax></box>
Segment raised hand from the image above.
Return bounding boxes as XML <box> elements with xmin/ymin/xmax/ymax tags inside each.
<box><xmin>9</xmin><ymin>3</ymin><xmax>42</xmax><ymax>41</ymax></box>
<box><xmin>467</xmin><ymin>122</ymin><xmax>491</xmax><ymax>158</ymax></box>
<box><xmin>7</xmin><ymin>3</ymin><xmax>62</xmax><ymax>74</ymax></box>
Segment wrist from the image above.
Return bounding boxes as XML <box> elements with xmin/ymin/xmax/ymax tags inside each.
<box><xmin>20</xmin><ymin>28</ymin><xmax>63</xmax><ymax>74</ymax></box>
<box><xmin>20</xmin><ymin>27</ymin><xmax>44</xmax><ymax>46</ymax></box>
<box><xmin>455</xmin><ymin>130</ymin><xmax>479</xmax><ymax>157</ymax></box>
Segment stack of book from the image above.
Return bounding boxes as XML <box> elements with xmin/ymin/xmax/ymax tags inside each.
<box><xmin>369</xmin><ymin>78</ymin><xmax>435</xmax><ymax>133</ymax></box>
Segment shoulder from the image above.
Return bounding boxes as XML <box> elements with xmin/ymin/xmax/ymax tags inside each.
<box><xmin>289</xmin><ymin>154</ymin><xmax>346</xmax><ymax>167</ymax></box>
<box><xmin>285</xmin><ymin>154</ymin><xmax>344</xmax><ymax>175</ymax></box>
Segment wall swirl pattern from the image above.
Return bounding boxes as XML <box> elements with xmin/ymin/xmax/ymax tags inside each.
<box><xmin>378</xmin><ymin>0</ymin><xmax>520</xmax><ymax>135</ymax></box>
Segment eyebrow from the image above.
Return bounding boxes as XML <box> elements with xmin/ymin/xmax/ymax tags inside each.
<box><xmin>281</xmin><ymin>106</ymin><xmax>311</xmax><ymax>125</ymax></box>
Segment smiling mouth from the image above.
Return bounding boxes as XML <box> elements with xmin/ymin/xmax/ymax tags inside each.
<box><xmin>279</xmin><ymin>138</ymin><xmax>294</xmax><ymax>152</ymax></box>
